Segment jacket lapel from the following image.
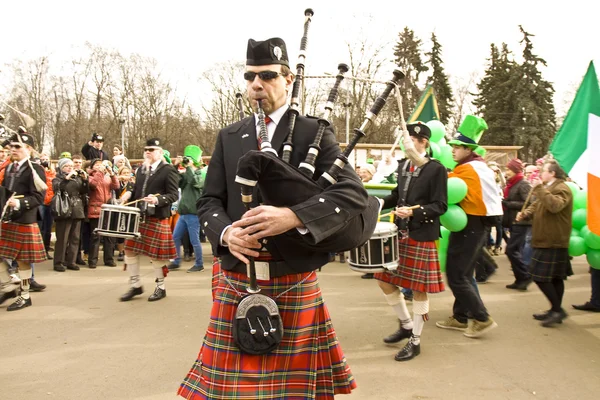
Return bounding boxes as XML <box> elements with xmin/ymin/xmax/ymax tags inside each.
<box><xmin>240</xmin><ymin>117</ymin><xmax>258</xmax><ymax>155</ymax></box>
<box><xmin>271</xmin><ymin>111</ymin><xmax>290</xmax><ymax>154</ymax></box>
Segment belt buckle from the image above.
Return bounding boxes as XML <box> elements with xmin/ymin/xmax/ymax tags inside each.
<box><xmin>248</xmin><ymin>261</ymin><xmax>271</xmax><ymax>281</ymax></box>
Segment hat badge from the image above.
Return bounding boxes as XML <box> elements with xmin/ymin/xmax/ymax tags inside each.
<box><xmin>155</xmin><ymin>140</ymin><xmax>160</xmax><ymax>146</ymax></box>
<box><xmin>22</xmin><ymin>136</ymin><xmax>28</xmax><ymax>142</ymax></box>
<box><xmin>273</xmin><ymin>46</ymin><xmax>282</xmax><ymax>61</ymax></box>
<box><xmin>414</xmin><ymin>126</ymin><xmax>421</xmax><ymax>134</ymax></box>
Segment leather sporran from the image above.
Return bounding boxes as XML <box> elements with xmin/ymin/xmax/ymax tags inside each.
<box><xmin>233</xmin><ymin>293</ymin><xmax>284</xmax><ymax>355</ymax></box>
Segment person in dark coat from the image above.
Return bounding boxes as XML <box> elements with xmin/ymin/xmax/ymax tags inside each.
<box><xmin>503</xmin><ymin>158</ymin><xmax>534</xmax><ymax>290</ymax></box>
<box><xmin>374</xmin><ymin>122</ymin><xmax>448</xmax><ymax>361</ymax></box>
<box><xmin>81</xmin><ymin>133</ymin><xmax>109</xmax><ymax>161</ymax></box>
<box><xmin>52</xmin><ymin>158</ymin><xmax>89</xmax><ymax>271</ymax></box>
<box><xmin>179</xmin><ymin>37</ymin><xmax>369</xmax><ymax>399</ymax></box>
<box><xmin>0</xmin><ymin>132</ymin><xmax>47</xmax><ymax>311</ymax></box>
<box><xmin>517</xmin><ymin>160</ymin><xmax>573</xmax><ymax>327</ymax></box>
<box><xmin>118</xmin><ymin>138</ymin><xmax>179</xmax><ymax>302</ymax></box>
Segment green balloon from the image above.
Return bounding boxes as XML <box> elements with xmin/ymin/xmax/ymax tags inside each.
<box><xmin>439</xmin><ymin>145</ymin><xmax>457</xmax><ymax>170</ymax></box>
<box><xmin>437</xmin><ymin>137</ymin><xmax>447</xmax><ymax>147</ymax></box>
<box><xmin>440</xmin><ymin>204</ymin><xmax>468</xmax><ymax>232</ymax></box>
<box><xmin>587</xmin><ymin>249</ymin><xmax>600</xmax><ymax>270</ymax></box>
<box><xmin>571</xmin><ymin>228</ymin><xmax>580</xmax><ymax>237</ymax></box>
<box><xmin>569</xmin><ymin>236</ymin><xmax>588</xmax><ymax>257</ymax></box>
<box><xmin>426</xmin><ymin>120</ymin><xmax>446</xmax><ymax>143</ymax></box>
<box><xmin>573</xmin><ymin>190</ymin><xmax>587</xmax><ymax>210</ymax></box>
<box><xmin>474</xmin><ymin>146</ymin><xmax>487</xmax><ymax>157</ymax></box>
<box><xmin>585</xmin><ymin>232</ymin><xmax>600</xmax><ymax>250</ymax></box>
<box><xmin>430</xmin><ymin>141</ymin><xmax>441</xmax><ymax>159</ymax></box>
<box><xmin>580</xmin><ymin>225</ymin><xmax>591</xmax><ymax>240</ymax></box>
<box><xmin>441</xmin><ymin>226</ymin><xmax>451</xmax><ymax>242</ymax></box>
<box><xmin>438</xmin><ymin>247</ymin><xmax>447</xmax><ymax>273</ymax></box>
<box><xmin>447</xmin><ymin>177</ymin><xmax>468</xmax><ymax>204</ymax></box>
<box><xmin>572</xmin><ymin>209</ymin><xmax>587</xmax><ymax>230</ymax></box>
<box><xmin>565</xmin><ymin>181</ymin><xmax>580</xmax><ymax>196</ymax></box>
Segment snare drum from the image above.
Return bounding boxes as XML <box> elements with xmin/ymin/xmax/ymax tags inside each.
<box><xmin>349</xmin><ymin>222</ymin><xmax>399</xmax><ymax>273</ymax></box>
<box><xmin>95</xmin><ymin>204</ymin><xmax>141</xmax><ymax>238</ymax></box>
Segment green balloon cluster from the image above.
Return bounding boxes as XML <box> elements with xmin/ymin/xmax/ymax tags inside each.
<box><xmin>437</xmin><ymin>226</ymin><xmax>450</xmax><ymax>273</ymax></box>
<box><xmin>425</xmin><ymin>120</ymin><xmax>457</xmax><ymax>170</ymax></box>
<box><xmin>566</xmin><ymin>184</ymin><xmax>600</xmax><ymax>269</ymax></box>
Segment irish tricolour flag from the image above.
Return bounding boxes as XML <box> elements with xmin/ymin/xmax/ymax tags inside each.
<box><xmin>550</xmin><ymin>61</ymin><xmax>600</xmax><ymax>235</ymax></box>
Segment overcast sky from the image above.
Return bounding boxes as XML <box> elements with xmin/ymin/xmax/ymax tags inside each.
<box><xmin>3</xmin><ymin>0</ymin><xmax>599</xmax><ymax>118</ymax></box>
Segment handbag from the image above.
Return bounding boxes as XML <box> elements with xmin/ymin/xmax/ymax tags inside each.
<box><xmin>51</xmin><ymin>190</ymin><xmax>72</xmax><ymax>219</ymax></box>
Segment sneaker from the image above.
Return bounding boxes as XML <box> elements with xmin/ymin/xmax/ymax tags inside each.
<box><xmin>463</xmin><ymin>317</ymin><xmax>498</xmax><ymax>338</ymax></box>
<box><xmin>187</xmin><ymin>265</ymin><xmax>205</xmax><ymax>273</ymax></box>
<box><xmin>436</xmin><ymin>316</ymin><xmax>468</xmax><ymax>331</ymax></box>
<box><xmin>167</xmin><ymin>262</ymin><xmax>181</xmax><ymax>270</ymax></box>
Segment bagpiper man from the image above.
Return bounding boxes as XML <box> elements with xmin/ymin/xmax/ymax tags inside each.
<box><xmin>374</xmin><ymin>122</ymin><xmax>448</xmax><ymax>361</ymax></box>
<box><xmin>0</xmin><ymin>131</ymin><xmax>47</xmax><ymax>311</ymax></box>
<box><xmin>118</xmin><ymin>138</ymin><xmax>179</xmax><ymax>302</ymax></box>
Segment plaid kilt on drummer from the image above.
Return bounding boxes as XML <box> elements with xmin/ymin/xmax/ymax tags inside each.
<box><xmin>178</xmin><ymin>265</ymin><xmax>357</xmax><ymax>400</ymax></box>
<box><xmin>0</xmin><ymin>222</ymin><xmax>47</xmax><ymax>263</ymax></box>
<box><xmin>529</xmin><ymin>247</ymin><xmax>573</xmax><ymax>283</ymax></box>
<box><xmin>124</xmin><ymin>217</ymin><xmax>176</xmax><ymax>260</ymax></box>
<box><xmin>374</xmin><ymin>237</ymin><xmax>445</xmax><ymax>293</ymax></box>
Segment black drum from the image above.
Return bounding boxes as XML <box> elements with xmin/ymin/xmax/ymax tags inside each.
<box><xmin>349</xmin><ymin>222</ymin><xmax>399</xmax><ymax>273</ymax></box>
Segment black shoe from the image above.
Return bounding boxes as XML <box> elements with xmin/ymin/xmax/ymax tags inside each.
<box><xmin>75</xmin><ymin>257</ymin><xmax>86</xmax><ymax>266</ymax></box>
<box><xmin>89</xmin><ymin>263</ymin><xmax>97</xmax><ymax>269</ymax></box>
<box><xmin>533</xmin><ymin>310</ymin><xmax>553</xmax><ymax>321</ymax></box>
<box><xmin>120</xmin><ymin>286</ymin><xmax>143</xmax><ymax>302</ymax></box>
<box><xmin>383</xmin><ymin>326</ymin><xmax>413</xmax><ymax>344</ymax></box>
<box><xmin>104</xmin><ymin>261</ymin><xmax>117</xmax><ymax>267</ymax></box>
<box><xmin>66</xmin><ymin>264</ymin><xmax>80</xmax><ymax>271</ymax></box>
<box><xmin>476</xmin><ymin>276</ymin><xmax>488</xmax><ymax>283</ymax></box>
<box><xmin>7</xmin><ymin>296</ymin><xmax>32</xmax><ymax>311</ymax></box>
<box><xmin>572</xmin><ymin>302</ymin><xmax>600</xmax><ymax>312</ymax></box>
<box><xmin>394</xmin><ymin>340</ymin><xmax>420</xmax><ymax>361</ymax></box>
<box><xmin>167</xmin><ymin>262</ymin><xmax>180</xmax><ymax>270</ymax></box>
<box><xmin>30</xmin><ymin>281</ymin><xmax>47</xmax><ymax>292</ymax></box>
<box><xmin>53</xmin><ymin>264</ymin><xmax>66</xmax><ymax>272</ymax></box>
<box><xmin>541</xmin><ymin>310</ymin><xmax>568</xmax><ymax>327</ymax></box>
<box><xmin>184</xmin><ymin>255</ymin><xmax>192</xmax><ymax>262</ymax></box>
<box><xmin>0</xmin><ymin>290</ymin><xmax>17</xmax><ymax>305</ymax></box>
<box><xmin>148</xmin><ymin>287</ymin><xmax>166</xmax><ymax>302</ymax></box>
<box><xmin>46</xmin><ymin>251</ymin><xmax>53</xmax><ymax>260</ymax></box>
<box><xmin>187</xmin><ymin>265</ymin><xmax>205</xmax><ymax>273</ymax></box>
<box><xmin>515</xmin><ymin>279</ymin><xmax>532</xmax><ymax>291</ymax></box>
<box><xmin>361</xmin><ymin>273</ymin><xmax>374</xmax><ymax>279</ymax></box>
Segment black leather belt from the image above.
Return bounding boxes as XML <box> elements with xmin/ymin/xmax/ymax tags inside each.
<box><xmin>230</xmin><ymin>260</ymin><xmax>298</xmax><ymax>279</ymax></box>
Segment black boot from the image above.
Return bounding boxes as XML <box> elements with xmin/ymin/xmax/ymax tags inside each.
<box><xmin>120</xmin><ymin>286</ymin><xmax>143</xmax><ymax>302</ymax></box>
<box><xmin>383</xmin><ymin>322</ymin><xmax>413</xmax><ymax>344</ymax></box>
<box><xmin>394</xmin><ymin>338</ymin><xmax>421</xmax><ymax>361</ymax></box>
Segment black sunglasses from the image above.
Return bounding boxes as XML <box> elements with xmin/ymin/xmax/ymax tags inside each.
<box><xmin>144</xmin><ymin>148</ymin><xmax>158</xmax><ymax>152</ymax></box>
<box><xmin>244</xmin><ymin>71</ymin><xmax>283</xmax><ymax>82</ymax></box>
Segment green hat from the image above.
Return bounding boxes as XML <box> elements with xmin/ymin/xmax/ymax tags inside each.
<box><xmin>366</xmin><ymin>158</ymin><xmax>374</xmax><ymax>164</ymax></box>
<box><xmin>59</xmin><ymin>151</ymin><xmax>72</xmax><ymax>159</ymax></box>
<box><xmin>448</xmin><ymin>115</ymin><xmax>488</xmax><ymax>149</ymax></box>
<box><xmin>184</xmin><ymin>145</ymin><xmax>203</xmax><ymax>164</ymax></box>
<box><xmin>162</xmin><ymin>149</ymin><xmax>172</xmax><ymax>164</ymax></box>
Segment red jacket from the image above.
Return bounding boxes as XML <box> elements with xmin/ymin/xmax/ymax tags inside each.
<box><xmin>87</xmin><ymin>170</ymin><xmax>119</xmax><ymax>219</ymax></box>
<box><xmin>44</xmin><ymin>169</ymin><xmax>56</xmax><ymax>206</ymax></box>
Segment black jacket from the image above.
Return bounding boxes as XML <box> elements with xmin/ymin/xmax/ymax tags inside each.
<box><xmin>502</xmin><ymin>177</ymin><xmax>532</xmax><ymax>228</ymax></box>
<box><xmin>81</xmin><ymin>143</ymin><xmax>109</xmax><ymax>161</ymax></box>
<box><xmin>198</xmin><ymin>109</ymin><xmax>368</xmax><ymax>273</ymax></box>
<box><xmin>131</xmin><ymin>161</ymin><xmax>179</xmax><ymax>220</ymax></box>
<box><xmin>1</xmin><ymin>160</ymin><xmax>46</xmax><ymax>224</ymax></box>
<box><xmin>382</xmin><ymin>158</ymin><xmax>448</xmax><ymax>242</ymax></box>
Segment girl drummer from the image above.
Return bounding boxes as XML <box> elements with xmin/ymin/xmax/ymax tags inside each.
<box><xmin>374</xmin><ymin>122</ymin><xmax>448</xmax><ymax>361</ymax></box>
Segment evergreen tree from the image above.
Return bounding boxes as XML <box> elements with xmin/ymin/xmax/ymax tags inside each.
<box><xmin>511</xmin><ymin>26</ymin><xmax>556</xmax><ymax>161</ymax></box>
<box><xmin>393</xmin><ymin>27</ymin><xmax>428</xmax><ymax>120</ymax></box>
<box><xmin>474</xmin><ymin>43</ymin><xmax>520</xmax><ymax>147</ymax></box>
<box><xmin>425</xmin><ymin>33</ymin><xmax>454</xmax><ymax>125</ymax></box>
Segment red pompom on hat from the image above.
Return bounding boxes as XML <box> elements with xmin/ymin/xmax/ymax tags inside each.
<box><xmin>507</xmin><ymin>158</ymin><xmax>524</xmax><ymax>173</ymax></box>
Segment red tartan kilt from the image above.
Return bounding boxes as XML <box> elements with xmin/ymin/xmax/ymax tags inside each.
<box><xmin>124</xmin><ymin>218</ymin><xmax>176</xmax><ymax>260</ymax></box>
<box><xmin>210</xmin><ymin>257</ymin><xmax>220</xmax><ymax>301</ymax></box>
<box><xmin>178</xmin><ymin>264</ymin><xmax>357</xmax><ymax>399</ymax></box>
<box><xmin>374</xmin><ymin>237</ymin><xmax>445</xmax><ymax>293</ymax></box>
<box><xmin>0</xmin><ymin>222</ymin><xmax>47</xmax><ymax>263</ymax></box>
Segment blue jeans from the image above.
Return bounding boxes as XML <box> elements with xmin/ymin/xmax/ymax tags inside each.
<box><xmin>173</xmin><ymin>214</ymin><xmax>203</xmax><ymax>267</ymax></box>
<box><xmin>521</xmin><ymin>228</ymin><xmax>533</xmax><ymax>267</ymax></box>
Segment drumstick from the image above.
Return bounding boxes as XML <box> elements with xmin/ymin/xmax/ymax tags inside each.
<box><xmin>519</xmin><ymin>187</ymin><xmax>535</xmax><ymax>215</ymax></box>
<box><xmin>380</xmin><ymin>204</ymin><xmax>421</xmax><ymax>218</ymax></box>
<box><xmin>123</xmin><ymin>193</ymin><xmax>160</xmax><ymax>207</ymax></box>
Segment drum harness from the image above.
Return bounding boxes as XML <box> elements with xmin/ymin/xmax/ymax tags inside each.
<box><xmin>397</xmin><ymin>159</ymin><xmax>421</xmax><ymax>239</ymax></box>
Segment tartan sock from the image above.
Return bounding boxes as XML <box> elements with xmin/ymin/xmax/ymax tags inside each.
<box><xmin>384</xmin><ymin>289</ymin><xmax>412</xmax><ymax>329</ymax></box>
<box><xmin>153</xmin><ymin>263</ymin><xmax>165</xmax><ymax>290</ymax></box>
<box><xmin>125</xmin><ymin>255</ymin><xmax>141</xmax><ymax>288</ymax></box>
